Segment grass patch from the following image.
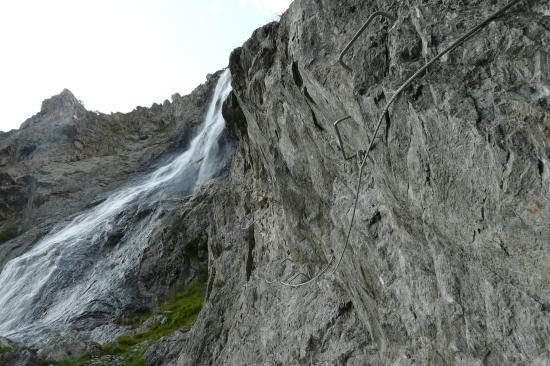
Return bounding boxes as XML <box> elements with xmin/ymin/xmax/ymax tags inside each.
<box><xmin>58</xmin><ymin>281</ymin><xmax>205</xmax><ymax>366</ymax></box>
<box><xmin>123</xmin><ymin>350</ymin><xmax>145</xmax><ymax>366</ymax></box>
<box><xmin>102</xmin><ymin>347</ymin><xmax>145</xmax><ymax>366</ymax></box>
<box><xmin>115</xmin><ymin>281</ymin><xmax>205</xmax><ymax>347</ymax></box>
<box><xmin>0</xmin><ymin>223</ymin><xmax>19</xmax><ymax>244</ymax></box>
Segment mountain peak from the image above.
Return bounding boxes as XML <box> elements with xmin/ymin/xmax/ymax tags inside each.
<box><xmin>39</xmin><ymin>88</ymin><xmax>83</xmax><ymax>115</ymax></box>
<box><xmin>20</xmin><ymin>89</ymin><xmax>86</xmax><ymax>129</ymax></box>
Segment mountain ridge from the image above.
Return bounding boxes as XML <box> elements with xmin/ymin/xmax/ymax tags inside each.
<box><xmin>0</xmin><ymin>72</ymin><xmax>222</xmax><ymax>270</ymax></box>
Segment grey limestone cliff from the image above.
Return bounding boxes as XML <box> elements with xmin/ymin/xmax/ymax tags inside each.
<box><xmin>1</xmin><ymin>0</ymin><xmax>549</xmax><ymax>365</ymax></box>
<box><xmin>150</xmin><ymin>0</ymin><xmax>550</xmax><ymax>365</ymax></box>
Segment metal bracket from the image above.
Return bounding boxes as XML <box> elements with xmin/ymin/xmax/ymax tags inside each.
<box><xmin>338</xmin><ymin>11</ymin><xmax>396</xmax><ymax>72</ymax></box>
<box><xmin>333</xmin><ymin>116</ymin><xmax>355</xmax><ymax>161</ymax></box>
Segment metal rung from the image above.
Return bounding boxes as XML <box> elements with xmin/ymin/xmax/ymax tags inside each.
<box><xmin>331</xmin><ymin>0</ymin><xmax>527</xmax><ymax>277</ymax></box>
<box><xmin>339</xmin><ymin>11</ymin><xmax>396</xmax><ymax>72</ymax></box>
<box><xmin>333</xmin><ymin>116</ymin><xmax>355</xmax><ymax>161</ymax></box>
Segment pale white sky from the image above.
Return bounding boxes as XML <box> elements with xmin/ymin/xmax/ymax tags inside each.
<box><xmin>0</xmin><ymin>0</ymin><xmax>292</xmax><ymax>131</ymax></box>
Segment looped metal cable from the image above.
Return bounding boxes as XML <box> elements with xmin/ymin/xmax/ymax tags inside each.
<box><xmin>278</xmin><ymin>256</ymin><xmax>335</xmax><ymax>288</ymax></box>
<box><xmin>268</xmin><ymin>0</ymin><xmax>527</xmax><ymax>287</ymax></box>
<box><xmin>331</xmin><ymin>0</ymin><xmax>527</xmax><ymax>275</ymax></box>
<box><xmin>333</xmin><ymin>116</ymin><xmax>355</xmax><ymax>160</ymax></box>
<box><xmin>264</xmin><ymin>256</ymin><xmax>295</xmax><ymax>284</ymax></box>
<box><xmin>265</xmin><ymin>255</ymin><xmax>336</xmax><ymax>288</ymax></box>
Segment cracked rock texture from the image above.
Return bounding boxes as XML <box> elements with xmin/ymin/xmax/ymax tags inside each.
<box><xmin>151</xmin><ymin>0</ymin><xmax>550</xmax><ymax>365</ymax></box>
<box><xmin>1</xmin><ymin>0</ymin><xmax>549</xmax><ymax>365</ymax></box>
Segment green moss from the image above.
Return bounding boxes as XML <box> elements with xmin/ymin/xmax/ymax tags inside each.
<box><xmin>101</xmin><ymin>343</ymin><xmax>132</xmax><ymax>355</ymax></box>
<box><xmin>0</xmin><ymin>224</ymin><xmax>19</xmax><ymax>244</ymax></box>
<box><xmin>115</xmin><ymin>281</ymin><xmax>205</xmax><ymax>347</ymax></box>
<box><xmin>0</xmin><ymin>344</ymin><xmax>12</xmax><ymax>353</ymax></box>
<box><xmin>124</xmin><ymin>350</ymin><xmax>145</xmax><ymax>366</ymax></box>
<box><xmin>59</xmin><ymin>282</ymin><xmax>205</xmax><ymax>366</ymax></box>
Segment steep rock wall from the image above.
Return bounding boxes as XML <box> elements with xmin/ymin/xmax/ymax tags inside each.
<box><xmin>166</xmin><ymin>0</ymin><xmax>550</xmax><ymax>365</ymax></box>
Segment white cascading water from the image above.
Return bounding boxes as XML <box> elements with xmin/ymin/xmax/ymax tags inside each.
<box><xmin>0</xmin><ymin>70</ymin><xmax>233</xmax><ymax>343</ymax></box>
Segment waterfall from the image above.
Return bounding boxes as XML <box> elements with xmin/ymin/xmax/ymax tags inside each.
<box><xmin>0</xmin><ymin>70</ymin><xmax>233</xmax><ymax>343</ymax></box>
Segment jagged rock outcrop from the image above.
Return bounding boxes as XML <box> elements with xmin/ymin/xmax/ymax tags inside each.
<box><xmin>144</xmin><ymin>0</ymin><xmax>549</xmax><ymax>365</ymax></box>
<box><xmin>19</xmin><ymin>89</ymin><xmax>87</xmax><ymax>130</ymax></box>
<box><xmin>0</xmin><ymin>74</ymin><xmax>220</xmax><ymax>269</ymax></box>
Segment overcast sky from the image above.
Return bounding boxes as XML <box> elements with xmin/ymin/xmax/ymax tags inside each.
<box><xmin>0</xmin><ymin>0</ymin><xmax>292</xmax><ymax>132</ymax></box>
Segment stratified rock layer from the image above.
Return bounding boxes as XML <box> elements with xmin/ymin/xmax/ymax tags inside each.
<box><xmin>155</xmin><ymin>0</ymin><xmax>549</xmax><ymax>365</ymax></box>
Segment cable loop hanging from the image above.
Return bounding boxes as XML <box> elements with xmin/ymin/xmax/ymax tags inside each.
<box><xmin>267</xmin><ymin>0</ymin><xmax>527</xmax><ymax>288</ymax></box>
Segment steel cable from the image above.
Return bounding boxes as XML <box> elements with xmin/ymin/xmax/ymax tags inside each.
<box><xmin>270</xmin><ymin>0</ymin><xmax>526</xmax><ymax>287</ymax></box>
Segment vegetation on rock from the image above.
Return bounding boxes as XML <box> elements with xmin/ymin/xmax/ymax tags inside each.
<box><xmin>59</xmin><ymin>282</ymin><xmax>205</xmax><ymax>366</ymax></box>
<box><xmin>0</xmin><ymin>344</ymin><xmax>12</xmax><ymax>353</ymax></box>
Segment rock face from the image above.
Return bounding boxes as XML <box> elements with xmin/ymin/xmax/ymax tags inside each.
<box><xmin>0</xmin><ymin>74</ymin><xmax>220</xmax><ymax>269</ymax></box>
<box><xmin>149</xmin><ymin>0</ymin><xmax>548</xmax><ymax>365</ymax></box>
<box><xmin>1</xmin><ymin>0</ymin><xmax>549</xmax><ymax>365</ymax></box>
<box><xmin>0</xmin><ymin>337</ymin><xmax>44</xmax><ymax>366</ymax></box>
